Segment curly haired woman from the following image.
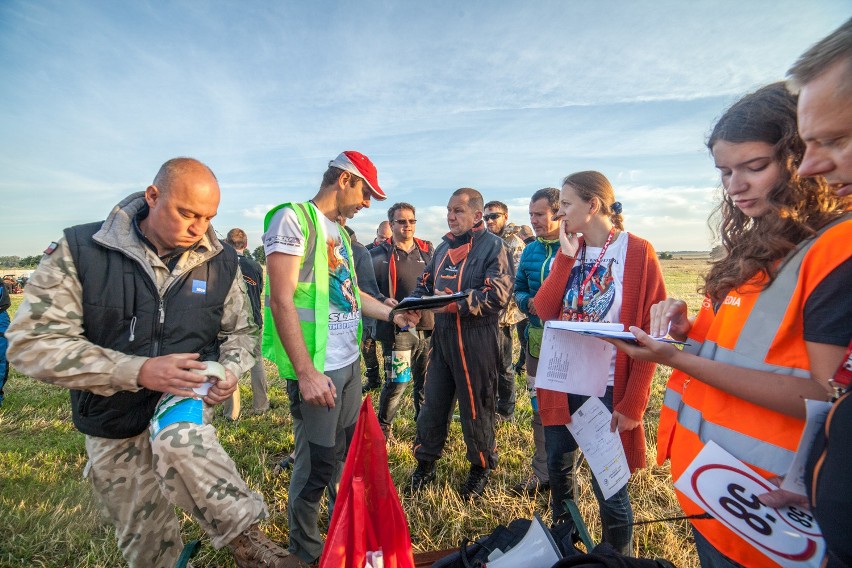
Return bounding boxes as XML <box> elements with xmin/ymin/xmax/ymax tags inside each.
<box><xmin>609</xmin><ymin>82</ymin><xmax>851</xmax><ymax>567</ymax></box>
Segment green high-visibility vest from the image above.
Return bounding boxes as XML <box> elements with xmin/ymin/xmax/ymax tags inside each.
<box><xmin>261</xmin><ymin>201</ymin><xmax>362</xmax><ymax>379</ymax></box>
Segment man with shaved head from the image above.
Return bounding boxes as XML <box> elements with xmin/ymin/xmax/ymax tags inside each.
<box><xmin>8</xmin><ymin>158</ymin><xmax>303</xmax><ymax>567</ymax></box>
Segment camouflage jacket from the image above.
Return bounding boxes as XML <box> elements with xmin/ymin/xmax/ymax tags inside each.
<box><xmin>499</xmin><ymin>231</ymin><xmax>526</xmax><ymax>326</ymax></box>
<box><xmin>6</xmin><ymin>192</ymin><xmax>258</xmax><ymax>396</ymax></box>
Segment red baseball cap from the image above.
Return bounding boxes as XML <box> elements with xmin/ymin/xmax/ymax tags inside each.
<box><xmin>328</xmin><ymin>150</ymin><xmax>386</xmax><ymax>201</ymax></box>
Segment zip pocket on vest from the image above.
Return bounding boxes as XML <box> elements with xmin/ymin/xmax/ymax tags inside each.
<box><xmin>77</xmin><ymin>391</ymin><xmax>94</xmax><ymax>417</ymax></box>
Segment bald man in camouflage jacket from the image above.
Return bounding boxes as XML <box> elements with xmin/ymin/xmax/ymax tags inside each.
<box><xmin>7</xmin><ymin>158</ymin><xmax>305</xmax><ymax>568</ymax></box>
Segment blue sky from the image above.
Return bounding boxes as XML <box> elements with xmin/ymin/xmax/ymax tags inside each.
<box><xmin>1</xmin><ymin>1</ymin><xmax>848</xmax><ymax>256</ymax></box>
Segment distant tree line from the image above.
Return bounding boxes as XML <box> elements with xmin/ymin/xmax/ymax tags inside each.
<box><xmin>0</xmin><ymin>255</ymin><xmax>42</xmax><ymax>269</ymax></box>
<box><xmin>2</xmin><ymin>249</ymin><xmax>267</xmax><ymax>269</ymax></box>
<box><xmin>252</xmin><ymin>246</ymin><xmax>266</xmax><ymax>266</ymax></box>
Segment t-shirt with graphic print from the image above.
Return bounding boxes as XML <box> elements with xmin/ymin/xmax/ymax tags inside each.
<box><xmin>560</xmin><ymin>231</ymin><xmax>628</xmax><ymax>387</ymax></box>
<box><xmin>263</xmin><ymin>203</ymin><xmax>361</xmax><ymax>372</ymax></box>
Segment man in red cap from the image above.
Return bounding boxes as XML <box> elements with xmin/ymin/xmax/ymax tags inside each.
<box><xmin>262</xmin><ymin>151</ymin><xmax>418</xmax><ymax>564</ymax></box>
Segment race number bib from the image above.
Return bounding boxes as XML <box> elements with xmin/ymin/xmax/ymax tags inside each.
<box><xmin>675</xmin><ymin>441</ymin><xmax>824</xmax><ymax>567</ymax></box>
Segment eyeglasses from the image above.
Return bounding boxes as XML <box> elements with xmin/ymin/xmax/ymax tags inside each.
<box><xmin>484</xmin><ymin>213</ymin><xmax>504</xmax><ymax>221</ymax></box>
<box><xmin>393</xmin><ymin>219</ymin><xmax>417</xmax><ymax>225</ymax></box>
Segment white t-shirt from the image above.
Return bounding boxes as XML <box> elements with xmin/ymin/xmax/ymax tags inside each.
<box><xmin>263</xmin><ymin>203</ymin><xmax>361</xmax><ymax>372</ymax></box>
<box><xmin>560</xmin><ymin>231</ymin><xmax>628</xmax><ymax>387</ymax></box>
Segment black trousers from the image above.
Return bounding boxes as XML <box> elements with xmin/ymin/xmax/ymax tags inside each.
<box><xmin>414</xmin><ymin>317</ymin><xmax>500</xmax><ymax>469</ymax></box>
<box><xmin>361</xmin><ymin>330</ymin><xmax>380</xmax><ymax>381</ymax></box>
<box><xmin>496</xmin><ymin>324</ymin><xmax>516</xmax><ymax>416</ymax></box>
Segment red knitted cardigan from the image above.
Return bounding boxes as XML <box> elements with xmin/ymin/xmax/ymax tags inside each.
<box><xmin>532</xmin><ymin>233</ymin><xmax>666</xmax><ymax>472</ymax></box>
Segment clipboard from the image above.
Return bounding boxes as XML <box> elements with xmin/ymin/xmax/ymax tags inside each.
<box><xmin>391</xmin><ymin>291</ymin><xmax>470</xmax><ymax>312</ymax></box>
<box><xmin>545</xmin><ymin>320</ymin><xmax>689</xmax><ymax>346</ymax></box>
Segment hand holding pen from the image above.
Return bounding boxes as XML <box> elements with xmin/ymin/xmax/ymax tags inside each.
<box><xmin>297</xmin><ymin>367</ymin><xmax>337</xmax><ymax>408</ymax></box>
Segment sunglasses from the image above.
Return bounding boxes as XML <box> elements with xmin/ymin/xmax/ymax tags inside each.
<box><xmin>483</xmin><ymin>213</ymin><xmax>504</xmax><ymax>221</ymax></box>
<box><xmin>393</xmin><ymin>219</ymin><xmax>417</xmax><ymax>225</ymax></box>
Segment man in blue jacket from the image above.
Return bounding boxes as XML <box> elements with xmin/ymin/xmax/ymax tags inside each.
<box><xmin>511</xmin><ymin>187</ymin><xmax>561</xmax><ymax>496</ymax></box>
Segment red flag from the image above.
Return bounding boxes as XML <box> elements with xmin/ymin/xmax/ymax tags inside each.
<box><xmin>320</xmin><ymin>396</ymin><xmax>415</xmax><ymax>568</ymax></box>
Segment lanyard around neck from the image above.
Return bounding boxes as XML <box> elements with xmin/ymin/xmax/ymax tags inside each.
<box><xmin>577</xmin><ymin>228</ymin><xmax>616</xmax><ymax>313</ymax></box>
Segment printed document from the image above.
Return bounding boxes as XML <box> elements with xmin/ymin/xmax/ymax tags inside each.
<box><xmin>535</xmin><ymin>321</ymin><xmax>612</xmax><ymax>396</ymax></box>
<box><xmin>565</xmin><ymin>397</ymin><xmax>630</xmax><ymax>500</ymax></box>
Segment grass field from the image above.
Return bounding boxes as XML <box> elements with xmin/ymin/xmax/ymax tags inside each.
<box><xmin>0</xmin><ymin>258</ymin><xmax>710</xmax><ymax>567</ymax></box>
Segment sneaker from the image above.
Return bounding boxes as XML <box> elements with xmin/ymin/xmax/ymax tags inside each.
<box><xmin>459</xmin><ymin>464</ymin><xmax>490</xmax><ymax>499</ymax></box>
<box><xmin>228</xmin><ymin>524</ymin><xmax>309</xmax><ymax>568</ymax></box>
<box><xmin>410</xmin><ymin>459</ymin><xmax>436</xmax><ymax>491</ymax></box>
<box><xmin>510</xmin><ymin>475</ymin><xmax>550</xmax><ymax>496</ymax></box>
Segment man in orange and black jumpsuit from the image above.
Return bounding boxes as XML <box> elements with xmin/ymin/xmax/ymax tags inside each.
<box><xmin>409</xmin><ymin>187</ymin><xmax>514</xmax><ymax>499</ymax></box>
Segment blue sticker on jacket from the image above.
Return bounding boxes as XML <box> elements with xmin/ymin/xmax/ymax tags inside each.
<box><xmin>192</xmin><ymin>280</ymin><xmax>207</xmax><ymax>294</ymax></box>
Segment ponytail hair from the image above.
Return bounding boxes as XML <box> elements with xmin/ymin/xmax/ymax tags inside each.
<box><xmin>562</xmin><ymin>171</ymin><xmax>624</xmax><ymax>230</ymax></box>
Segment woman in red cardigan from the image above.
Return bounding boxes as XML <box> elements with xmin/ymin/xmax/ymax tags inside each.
<box><xmin>533</xmin><ymin>170</ymin><xmax>666</xmax><ymax>554</ymax></box>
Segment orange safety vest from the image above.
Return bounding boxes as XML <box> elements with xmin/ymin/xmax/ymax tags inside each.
<box><xmin>657</xmin><ymin>214</ymin><xmax>851</xmax><ymax>567</ymax></box>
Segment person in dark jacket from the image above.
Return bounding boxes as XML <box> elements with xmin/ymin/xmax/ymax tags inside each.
<box><xmin>370</xmin><ymin>202</ymin><xmax>434</xmax><ymax>435</ymax></box>
<box><xmin>409</xmin><ymin>188</ymin><xmax>513</xmax><ymax>499</ymax></box>
<box><xmin>222</xmin><ymin>228</ymin><xmax>270</xmax><ymax>419</ymax></box>
<box><xmin>361</xmin><ymin>220</ymin><xmax>394</xmax><ymax>390</ymax></box>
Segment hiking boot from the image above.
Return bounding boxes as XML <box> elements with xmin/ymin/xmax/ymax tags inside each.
<box><xmin>228</xmin><ymin>524</ymin><xmax>308</xmax><ymax>568</ymax></box>
<box><xmin>510</xmin><ymin>474</ymin><xmax>550</xmax><ymax>496</ymax></box>
<box><xmin>459</xmin><ymin>464</ymin><xmax>490</xmax><ymax>499</ymax></box>
<box><xmin>410</xmin><ymin>459</ymin><xmax>436</xmax><ymax>491</ymax></box>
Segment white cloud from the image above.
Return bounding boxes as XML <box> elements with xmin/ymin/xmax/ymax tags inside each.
<box><xmin>1</xmin><ymin>0</ymin><xmax>847</xmax><ymax>255</ymax></box>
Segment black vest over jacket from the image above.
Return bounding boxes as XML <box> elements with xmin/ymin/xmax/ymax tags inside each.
<box><xmin>65</xmin><ymin>222</ymin><xmax>237</xmax><ymax>439</ymax></box>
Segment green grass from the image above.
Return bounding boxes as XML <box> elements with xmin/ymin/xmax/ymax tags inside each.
<box><xmin>0</xmin><ymin>260</ymin><xmax>710</xmax><ymax>566</ymax></box>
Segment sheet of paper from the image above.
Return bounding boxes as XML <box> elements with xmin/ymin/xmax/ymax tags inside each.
<box><xmin>535</xmin><ymin>321</ymin><xmax>612</xmax><ymax>396</ymax></box>
<box><xmin>546</xmin><ymin>321</ymin><xmax>624</xmax><ymax>332</ymax></box>
<box><xmin>780</xmin><ymin>399</ymin><xmax>832</xmax><ymax>496</ymax></box>
<box><xmin>675</xmin><ymin>441</ymin><xmax>824</xmax><ymax>567</ymax></box>
<box><xmin>564</xmin><ymin>397</ymin><xmax>630</xmax><ymax>500</ymax></box>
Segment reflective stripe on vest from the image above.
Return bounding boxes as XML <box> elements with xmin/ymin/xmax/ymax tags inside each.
<box><xmin>261</xmin><ymin>201</ymin><xmax>362</xmax><ymax>379</ymax></box>
<box><xmin>661</xmin><ymin>388</ymin><xmax>796</xmax><ymax>475</ymax></box>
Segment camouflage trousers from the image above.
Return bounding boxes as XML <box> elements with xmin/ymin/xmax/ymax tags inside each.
<box><xmin>84</xmin><ymin>404</ymin><xmax>268</xmax><ymax>568</ymax></box>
